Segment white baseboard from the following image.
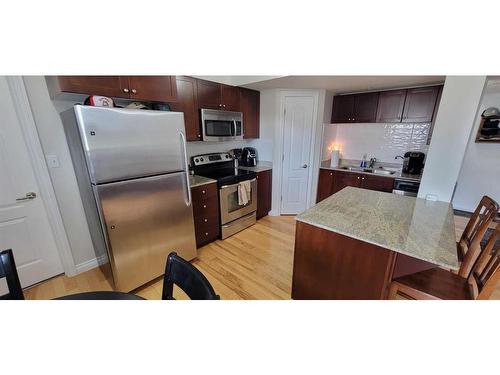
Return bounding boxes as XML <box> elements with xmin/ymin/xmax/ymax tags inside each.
<box><xmin>75</xmin><ymin>255</ymin><xmax>108</xmax><ymax>274</ymax></box>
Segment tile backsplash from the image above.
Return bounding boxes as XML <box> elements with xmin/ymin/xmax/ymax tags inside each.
<box><xmin>322</xmin><ymin>122</ymin><xmax>430</xmax><ymax>164</ymax></box>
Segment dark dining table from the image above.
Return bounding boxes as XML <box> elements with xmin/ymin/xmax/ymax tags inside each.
<box><xmin>54</xmin><ymin>291</ymin><xmax>145</xmax><ymax>300</ymax></box>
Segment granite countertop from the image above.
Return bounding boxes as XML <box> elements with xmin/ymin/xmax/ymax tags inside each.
<box><xmin>320</xmin><ymin>160</ymin><xmax>422</xmax><ymax>182</ymax></box>
<box><xmin>296</xmin><ymin>187</ymin><xmax>458</xmax><ymax>270</ymax></box>
<box><xmin>238</xmin><ymin>161</ymin><xmax>273</xmax><ymax>173</ymax></box>
<box><xmin>189</xmin><ymin>175</ymin><xmax>216</xmax><ymax>188</ymax></box>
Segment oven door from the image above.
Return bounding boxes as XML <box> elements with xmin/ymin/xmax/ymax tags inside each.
<box><xmin>201</xmin><ymin>109</ymin><xmax>243</xmax><ymax>141</ymax></box>
<box><xmin>219</xmin><ymin>178</ymin><xmax>257</xmax><ymax>224</ymax></box>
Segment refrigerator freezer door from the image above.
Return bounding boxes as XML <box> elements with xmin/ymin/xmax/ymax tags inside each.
<box><xmin>95</xmin><ymin>172</ymin><xmax>197</xmax><ymax>292</ymax></box>
<box><xmin>74</xmin><ymin>105</ymin><xmax>185</xmax><ymax>183</ymax></box>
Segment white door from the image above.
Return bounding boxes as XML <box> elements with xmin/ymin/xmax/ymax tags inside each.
<box><xmin>0</xmin><ymin>77</ymin><xmax>63</xmax><ymax>293</ymax></box>
<box><xmin>281</xmin><ymin>95</ymin><xmax>315</xmax><ymax>214</ymax></box>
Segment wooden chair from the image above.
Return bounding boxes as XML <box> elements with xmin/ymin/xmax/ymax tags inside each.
<box><xmin>0</xmin><ymin>249</ymin><xmax>24</xmax><ymax>300</ymax></box>
<box><xmin>388</xmin><ymin>222</ymin><xmax>500</xmax><ymax>300</ymax></box>
<box><xmin>162</xmin><ymin>252</ymin><xmax>220</xmax><ymax>300</ymax></box>
<box><xmin>456</xmin><ymin>196</ymin><xmax>499</xmax><ymax>277</ymax></box>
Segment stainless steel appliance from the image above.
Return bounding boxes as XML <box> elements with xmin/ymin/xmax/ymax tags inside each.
<box><xmin>201</xmin><ymin>109</ymin><xmax>243</xmax><ymax>141</ymax></box>
<box><xmin>191</xmin><ymin>153</ymin><xmax>257</xmax><ymax>239</ymax></box>
<box><xmin>392</xmin><ymin>178</ymin><xmax>420</xmax><ymax>197</ymax></box>
<box><xmin>62</xmin><ymin>105</ymin><xmax>197</xmax><ymax>292</ymax></box>
<box><xmin>402</xmin><ymin>151</ymin><xmax>425</xmax><ymax>175</ymax></box>
<box><xmin>241</xmin><ymin>147</ymin><xmax>257</xmax><ymax>167</ymax></box>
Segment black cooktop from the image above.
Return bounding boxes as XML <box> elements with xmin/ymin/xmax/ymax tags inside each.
<box><xmin>191</xmin><ymin>153</ymin><xmax>256</xmax><ymax>187</ymax></box>
<box><xmin>197</xmin><ymin>168</ymin><xmax>256</xmax><ymax>187</ymax></box>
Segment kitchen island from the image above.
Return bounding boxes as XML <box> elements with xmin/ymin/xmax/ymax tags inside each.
<box><xmin>292</xmin><ymin>187</ymin><xmax>458</xmax><ymax>299</ymax></box>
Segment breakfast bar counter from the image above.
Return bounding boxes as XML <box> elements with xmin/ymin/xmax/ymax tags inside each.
<box><xmin>292</xmin><ymin>187</ymin><xmax>458</xmax><ymax>299</ymax></box>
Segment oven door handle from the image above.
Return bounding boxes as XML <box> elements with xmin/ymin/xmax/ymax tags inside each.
<box><xmin>220</xmin><ymin>178</ymin><xmax>257</xmax><ymax>190</ymax></box>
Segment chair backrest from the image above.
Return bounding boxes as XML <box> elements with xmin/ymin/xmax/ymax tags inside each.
<box><xmin>468</xmin><ymin>223</ymin><xmax>500</xmax><ymax>300</ymax></box>
<box><xmin>0</xmin><ymin>249</ymin><xmax>24</xmax><ymax>300</ymax></box>
<box><xmin>162</xmin><ymin>252</ymin><xmax>219</xmax><ymax>300</ymax></box>
<box><xmin>458</xmin><ymin>196</ymin><xmax>499</xmax><ymax>277</ymax></box>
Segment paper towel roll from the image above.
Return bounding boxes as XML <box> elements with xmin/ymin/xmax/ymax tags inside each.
<box><xmin>330</xmin><ymin>150</ymin><xmax>340</xmax><ymax>168</ymax></box>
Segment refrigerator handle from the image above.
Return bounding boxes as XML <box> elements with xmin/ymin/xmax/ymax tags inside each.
<box><xmin>179</xmin><ymin>132</ymin><xmax>192</xmax><ymax>207</ymax></box>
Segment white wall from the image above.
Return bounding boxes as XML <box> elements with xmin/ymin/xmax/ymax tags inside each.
<box><xmin>452</xmin><ymin>79</ymin><xmax>500</xmax><ymax>211</ymax></box>
<box><xmin>23</xmin><ymin>76</ymin><xmax>98</xmax><ymax>270</ymax></box>
<box><xmin>321</xmin><ymin>122</ymin><xmax>430</xmax><ymax>163</ymax></box>
<box><xmin>418</xmin><ymin>76</ymin><xmax>486</xmax><ymax>202</ymax></box>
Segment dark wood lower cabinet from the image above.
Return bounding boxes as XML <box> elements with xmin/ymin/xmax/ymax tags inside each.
<box><xmin>317</xmin><ymin>168</ymin><xmax>395</xmax><ymax>202</ymax></box>
<box><xmin>256</xmin><ymin>169</ymin><xmax>272</xmax><ymax>219</ymax></box>
<box><xmin>291</xmin><ymin>221</ymin><xmax>438</xmax><ymax>299</ymax></box>
<box><xmin>191</xmin><ymin>183</ymin><xmax>219</xmax><ymax>248</ymax></box>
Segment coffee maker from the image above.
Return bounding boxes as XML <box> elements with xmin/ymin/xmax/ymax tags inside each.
<box><xmin>241</xmin><ymin>147</ymin><xmax>258</xmax><ymax>167</ymax></box>
<box><xmin>402</xmin><ymin>151</ymin><xmax>425</xmax><ymax>175</ymax></box>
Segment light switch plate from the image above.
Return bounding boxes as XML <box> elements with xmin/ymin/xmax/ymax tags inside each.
<box><xmin>46</xmin><ymin>155</ymin><xmax>60</xmax><ymax>168</ymax></box>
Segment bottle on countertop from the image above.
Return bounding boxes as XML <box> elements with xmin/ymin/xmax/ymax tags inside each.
<box><xmin>360</xmin><ymin>154</ymin><xmax>368</xmax><ymax>168</ymax></box>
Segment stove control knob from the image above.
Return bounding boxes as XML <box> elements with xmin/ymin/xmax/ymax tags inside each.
<box><xmin>200</xmin><ymin>158</ymin><xmax>204</xmax><ymax>162</ymax></box>
<box><xmin>195</xmin><ymin>158</ymin><xmax>199</xmax><ymax>163</ymax></box>
<box><xmin>225</xmin><ymin>155</ymin><xmax>229</xmax><ymax>159</ymax></box>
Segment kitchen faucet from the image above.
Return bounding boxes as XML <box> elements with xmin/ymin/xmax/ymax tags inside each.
<box><xmin>394</xmin><ymin>155</ymin><xmax>404</xmax><ymax>160</ymax></box>
<box><xmin>369</xmin><ymin>158</ymin><xmax>377</xmax><ymax>168</ymax></box>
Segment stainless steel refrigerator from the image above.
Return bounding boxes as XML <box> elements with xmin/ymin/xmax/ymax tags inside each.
<box><xmin>62</xmin><ymin>105</ymin><xmax>197</xmax><ymax>292</ymax></box>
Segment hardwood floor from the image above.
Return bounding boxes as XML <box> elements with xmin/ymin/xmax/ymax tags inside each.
<box><xmin>24</xmin><ymin>215</ymin><xmax>500</xmax><ymax>300</ymax></box>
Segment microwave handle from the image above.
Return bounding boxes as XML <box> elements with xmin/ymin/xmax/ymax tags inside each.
<box><xmin>233</xmin><ymin>120</ymin><xmax>237</xmax><ymax>136</ymax></box>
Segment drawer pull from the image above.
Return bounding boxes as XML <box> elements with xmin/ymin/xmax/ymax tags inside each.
<box><xmin>205</xmin><ymin>232</ymin><xmax>209</xmax><ymax>236</ymax></box>
<box><xmin>203</xmin><ymin>204</ymin><xmax>207</xmax><ymax>208</ymax></box>
<box><xmin>204</xmin><ymin>218</ymin><xmax>208</xmax><ymax>222</ymax></box>
<box><xmin>202</xmin><ymin>190</ymin><xmax>206</xmax><ymax>194</ymax></box>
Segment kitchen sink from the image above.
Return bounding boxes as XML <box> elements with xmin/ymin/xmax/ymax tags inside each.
<box><xmin>340</xmin><ymin>166</ymin><xmax>396</xmax><ymax>175</ymax></box>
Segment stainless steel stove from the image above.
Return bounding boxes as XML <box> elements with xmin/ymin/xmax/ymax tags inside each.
<box><xmin>191</xmin><ymin>153</ymin><xmax>257</xmax><ymax>239</ymax></box>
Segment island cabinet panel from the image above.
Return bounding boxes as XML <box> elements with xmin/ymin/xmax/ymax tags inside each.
<box><xmin>256</xmin><ymin>170</ymin><xmax>272</xmax><ymax>219</ymax></box>
<box><xmin>191</xmin><ymin>183</ymin><xmax>219</xmax><ymax>248</ymax></box>
<box><xmin>359</xmin><ymin>174</ymin><xmax>394</xmax><ymax>193</ymax></box>
<box><xmin>402</xmin><ymin>86</ymin><xmax>440</xmax><ymax>123</ymax></box>
<box><xmin>292</xmin><ymin>222</ymin><xmax>397</xmax><ymax>299</ymax></box>
<box><xmin>169</xmin><ymin>76</ymin><xmax>201</xmax><ymax>141</ymax></box>
<box><xmin>317</xmin><ymin>169</ymin><xmax>335</xmax><ymax>203</ymax></box>
<box><xmin>240</xmin><ymin>87</ymin><xmax>260</xmax><ymax>139</ymax></box>
<box><xmin>376</xmin><ymin>89</ymin><xmax>407</xmax><ymax>123</ymax></box>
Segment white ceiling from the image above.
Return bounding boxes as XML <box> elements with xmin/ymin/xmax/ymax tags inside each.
<box><xmin>240</xmin><ymin>75</ymin><xmax>445</xmax><ymax>94</ymax></box>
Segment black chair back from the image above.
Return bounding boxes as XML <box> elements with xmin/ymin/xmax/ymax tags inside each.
<box><xmin>162</xmin><ymin>252</ymin><xmax>219</xmax><ymax>300</ymax></box>
<box><xmin>0</xmin><ymin>249</ymin><xmax>24</xmax><ymax>300</ymax></box>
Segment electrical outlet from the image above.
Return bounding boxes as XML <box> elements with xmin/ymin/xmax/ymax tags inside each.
<box><xmin>46</xmin><ymin>155</ymin><xmax>60</xmax><ymax>168</ymax></box>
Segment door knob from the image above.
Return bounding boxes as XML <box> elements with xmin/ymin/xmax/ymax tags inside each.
<box><xmin>302</xmin><ymin>164</ymin><xmax>308</xmax><ymax>168</ymax></box>
<box><xmin>16</xmin><ymin>192</ymin><xmax>37</xmax><ymax>201</ymax></box>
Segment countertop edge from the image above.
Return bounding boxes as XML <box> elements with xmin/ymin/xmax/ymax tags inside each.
<box><xmin>295</xmin><ymin>216</ymin><xmax>459</xmax><ymax>271</ymax></box>
<box><xmin>319</xmin><ymin>165</ymin><xmax>421</xmax><ymax>182</ymax></box>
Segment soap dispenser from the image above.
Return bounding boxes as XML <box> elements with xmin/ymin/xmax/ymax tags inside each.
<box><xmin>360</xmin><ymin>154</ymin><xmax>368</xmax><ymax>168</ymax></box>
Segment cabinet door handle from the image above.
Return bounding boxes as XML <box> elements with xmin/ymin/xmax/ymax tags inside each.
<box><xmin>204</xmin><ymin>218</ymin><xmax>208</xmax><ymax>223</ymax></box>
<box><xmin>330</xmin><ymin>173</ymin><xmax>333</xmax><ymax>176</ymax></box>
<box><xmin>123</xmin><ymin>88</ymin><xmax>129</xmax><ymax>93</ymax></box>
<box><xmin>131</xmin><ymin>89</ymin><xmax>137</xmax><ymax>94</ymax></box>
<box><xmin>203</xmin><ymin>204</ymin><xmax>207</xmax><ymax>208</ymax></box>
<box><xmin>202</xmin><ymin>190</ymin><xmax>206</xmax><ymax>194</ymax></box>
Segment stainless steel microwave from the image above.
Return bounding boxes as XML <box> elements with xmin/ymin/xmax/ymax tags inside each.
<box><xmin>201</xmin><ymin>109</ymin><xmax>243</xmax><ymax>141</ymax></box>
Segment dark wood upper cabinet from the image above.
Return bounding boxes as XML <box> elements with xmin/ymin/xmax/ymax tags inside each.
<box><xmin>196</xmin><ymin>79</ymin><xmax>221</xmax><ymax>109</ymax></box>
<box><xmin>169</xmin><ymin>76</ymin><xmax>200</xmax><ymax>141</ymax></box>
<box><xmin>331</xmin><ymin>95</ymin><xmax>355</xmax><ymax>123</ymax></box>
<box><xmin>57</xmin><ymin>76</ymin><xmax>129</xmax><ymax>98</ymax></box>
<box><xmin>402</xmin><ymin>86</ymin><xmax>440</xmax><ymax>123</ymax></box>
<box><xmin>220</xmin><ymin>84</ymin><xmax>240</xmax><ymax>111</ymax></box>
<box><xmin>56</xmin><ymin>76</ymin><xmax>177</xmax><ymax>102</ymax></box>
<box><xmin>353</xmin><ymin>92</ymin><xmax>379</xmax><ymax>123</ymax></box>
<box><xmin>256</xmin><ymin>169</ymin><xmax>272</xmax><ymax>219</ymax></box>
<box><xmin>376</xmin><ymin>89</ymin><xmax>407</xmax><ymax>123</ymax></box>
<box><xmin>127</xmin><ymin>76</ymin><xmax>177</xmax><ymax>102</ymax></box>
<box><xmin>240</xmin><ymin>87</ymin><xmax>260</xmax><ymax>139</ymax></box>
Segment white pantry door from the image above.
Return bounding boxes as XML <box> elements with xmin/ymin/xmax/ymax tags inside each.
<box><xmin>280</xmin><ymin>95</ymin><xmax>315</xmax><ymax>214</ymax></box>
<box><xmin>0</xmin><ymin>77</ymin><xmax>63</xmax><ymax>293</ymax></box>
